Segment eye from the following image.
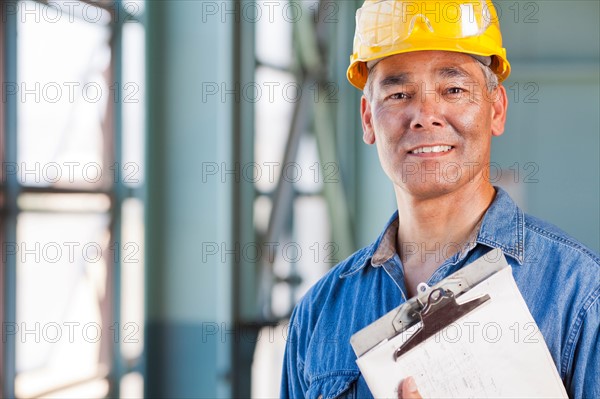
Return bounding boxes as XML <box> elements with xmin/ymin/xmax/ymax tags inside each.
<box><xmin>389</xmin><ymin>92</ymin><xmax>411</xmax><ymax>100</ymax></box>
<box><xmin>446</xmin><ymin>87</ymin><xmax>465</xmax><ymax>95</ymax></box>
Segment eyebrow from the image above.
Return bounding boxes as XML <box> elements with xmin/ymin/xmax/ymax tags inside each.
<box><xmin>378</xmin><ymin>73</ymin><xmax>411</xmax><ymax>88</ymax></box>
<box><xmin>437</xmin><ymin>66</ymin><xmax>472</xmax><ymax>80</ymax></box>
<box><xmin>376</xmin><ymin>66</ymin><xmax>473</xmax><ymax>88</ymax></box>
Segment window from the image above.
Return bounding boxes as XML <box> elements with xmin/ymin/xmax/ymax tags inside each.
<box><xmin>1</xmin><ymin>1</ymin><xmax>145</xmax><ymax>397</ymax></box>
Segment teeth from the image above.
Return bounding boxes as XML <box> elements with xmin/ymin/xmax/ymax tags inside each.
<box><xmin>411</xmin><ymin>145</ymin><xmax>452</xmax><ymax>154</ymax></box>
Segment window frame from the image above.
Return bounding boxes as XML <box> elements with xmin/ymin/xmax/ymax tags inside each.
<box><xmin>0</xmin><ymin>1</ymin><xmax>145</xmax><ymax>397</ymax></box>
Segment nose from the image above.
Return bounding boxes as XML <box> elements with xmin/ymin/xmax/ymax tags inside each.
<box><xmin>409</xmin><ymin>95</ymin><xmax>445</xmax><ymax>131</ymax></box>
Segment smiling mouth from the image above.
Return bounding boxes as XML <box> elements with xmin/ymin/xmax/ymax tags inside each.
<box><xmin>410</xmin><ymin>145</ymin><xmax>454</xmax><ymax>154</ymax></box>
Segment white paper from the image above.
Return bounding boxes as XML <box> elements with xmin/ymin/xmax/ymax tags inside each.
<box><xmin>356</xmin><ymin>267</ymin><xmax>568</xmax><ymax>398</ymax></box>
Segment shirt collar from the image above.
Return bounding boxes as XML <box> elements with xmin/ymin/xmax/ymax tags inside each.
<box><xmin>339</xmin><ymin>211</ymin><xmax>398</xmax><ymax>278</ymax></box>
<box><xmin>340</xmin><ymin>187</ymin><xmax>525</xmax><ymax>279</ymax></box>
<box><xmin>371</xmin><ymin>217</ymin><xmax>399</xmax><ymax>266</ymax></box>
<box><xmin>475</xmin><ymin>186</ymin><xmax>525</xmax><ymax>264</ymax></box>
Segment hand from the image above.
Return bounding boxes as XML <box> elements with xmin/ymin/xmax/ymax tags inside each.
<box><xmin>398</xmin><ymin>376</ymin><xmax>423</xmax><ymax>399</ymax></box>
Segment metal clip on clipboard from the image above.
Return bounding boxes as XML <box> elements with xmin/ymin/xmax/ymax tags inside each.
<box><xmin>393</xmin><ymin>288</ymin><xmax>491</xmax><ymax>360</ymax></box>
<box><xmin>350</xmin><ymin>249</ymin><xmax>506</xmax><ymax>360</ymax></box>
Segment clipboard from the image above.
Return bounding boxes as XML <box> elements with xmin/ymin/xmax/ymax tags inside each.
<box><xmin>350</xmin><ymin>249</ymin><xmax>568</xmax><ymax>398</ymax></box>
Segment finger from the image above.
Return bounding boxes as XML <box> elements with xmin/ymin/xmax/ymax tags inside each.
<box><xmin>400</xmin><ymin>376</ymin><xmax>423</xmax><ymax>399</ymax></box>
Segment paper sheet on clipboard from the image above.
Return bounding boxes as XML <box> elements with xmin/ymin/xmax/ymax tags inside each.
<box><xmin>351</xmin><ymin>249</ymin><xmax>568</xmax><ymax>398</ymax></box>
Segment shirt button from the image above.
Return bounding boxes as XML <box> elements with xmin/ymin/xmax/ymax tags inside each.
<box><xmin>317</xmin><ymin>395</ymin><xmax>323</xmax><ymax>399</ymax></box>
<box><xmin>417</xmin><ymin>282</ymin><xmax>430</xmax><ymax>293</ymax></box>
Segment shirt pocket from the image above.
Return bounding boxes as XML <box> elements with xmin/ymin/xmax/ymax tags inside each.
<box><xmin>306</xmin><ymin>371</ymin><xmax>361</xmax><ymax>399</ymax></box>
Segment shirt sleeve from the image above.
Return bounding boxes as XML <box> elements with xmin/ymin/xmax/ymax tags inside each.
<box><xmin>566</xmin><ymin>290</ymin><xmax>600</xmax><ymax>399</ymax></box>
<box><xmin>280</xmin><ymin>306</ymin><xmax>308</xmax><ymax>398</ymax></box>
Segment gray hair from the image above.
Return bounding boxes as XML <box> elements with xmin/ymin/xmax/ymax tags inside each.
<box><xmin>479</xmin><ymin>61</ymin><xmax>499</xmax><ymax>92</ymax></box>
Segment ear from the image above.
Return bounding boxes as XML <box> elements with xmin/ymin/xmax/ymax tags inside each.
<box><xmin>361</xmin><ymin>95</ymin><xmax>376</xmax><ymax>144</ymax></box>
<box><xmin>490</xmin><ymin>85</ymin><xmax>508</xmax><ymax>137</ymax></box>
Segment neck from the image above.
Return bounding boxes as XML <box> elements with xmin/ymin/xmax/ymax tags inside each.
<box><xmin>395</xmin><ymin>181</ymin><xmax>496</xmax><ymax>294</ymax></box>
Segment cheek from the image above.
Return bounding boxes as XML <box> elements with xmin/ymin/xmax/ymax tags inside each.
<box><xmin>372</xmin><ymin>107</ymin><xmax>408</xmax><ymax>140</ymax></box>
<box><xmin>450</xmin><ymin>104</ymin><xmax>492</xmax><ymax>138</ymax></box>
<box><xmin>454</xmin><ymin>106</ymin><xmax>481</xmax><ymax>128</ymax></box>
<box><xmin>374</xmin><ymin>139</ymin><xmax>396</xmax><ymax>164</ymax></box>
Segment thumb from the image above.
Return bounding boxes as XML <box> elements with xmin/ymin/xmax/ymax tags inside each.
<box><xmin>399</xmin><ymin>376</ymin><xmax>423</xmax><ymax>399</ymax></box>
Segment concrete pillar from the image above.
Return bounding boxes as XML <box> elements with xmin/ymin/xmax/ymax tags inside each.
<box><xmin>145</xmin><ymin>1</ymin><xmax>234</xmax><ymax>397</ymax></box>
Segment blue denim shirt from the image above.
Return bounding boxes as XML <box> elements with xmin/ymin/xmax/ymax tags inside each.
<box><xmin>281</xmin><ymin>188</ymin><xmax>600</xmax><ymax>399</ymax></box>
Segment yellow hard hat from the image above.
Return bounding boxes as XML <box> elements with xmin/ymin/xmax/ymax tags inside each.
<box><xmin>347</xmin><ymin>0</ymin><xmax>511</xmax><ymax>90</ymax></box>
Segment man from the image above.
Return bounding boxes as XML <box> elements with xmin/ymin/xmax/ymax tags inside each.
<box><xmin>281</xmin><ymin>1</ymin><xmax>599</xmax><ymax>398</ymax></box>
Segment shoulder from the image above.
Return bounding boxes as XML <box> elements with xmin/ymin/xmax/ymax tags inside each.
<box><xmin>292</xmin><ymin>244</ymin><xmax>374</xmax><ymax>320</ymax></box>
<box><xmin>289</xmin><ymin>210</ymin><xmax>399</xmax><ymax>329</ymax></box>
<box><xmin>519</xmin><ymin>212</ymin><xmax>600</xmax><ymax>301</ymax></box>
<box><xmin>523</xmin><ymin>212</ymin><xmax>600</xmax><ymax>266</ymax></box>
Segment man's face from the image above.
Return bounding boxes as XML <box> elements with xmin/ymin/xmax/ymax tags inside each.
<box><xmin>360</xmin><ymin>50</ymin><xmax>508</xmax><ymax>200</ymax></box>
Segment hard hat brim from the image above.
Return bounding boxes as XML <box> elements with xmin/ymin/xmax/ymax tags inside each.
<box><xmin>347</xmin><ymin>46</ymin><xmax>510</xmax><ymax>91</ymax></box>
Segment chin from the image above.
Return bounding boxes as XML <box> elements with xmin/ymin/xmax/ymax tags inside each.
<box><xmin>396</xmin><ymin>177</ymin><xmax>465</xmax><ymax>200</ymax></box>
